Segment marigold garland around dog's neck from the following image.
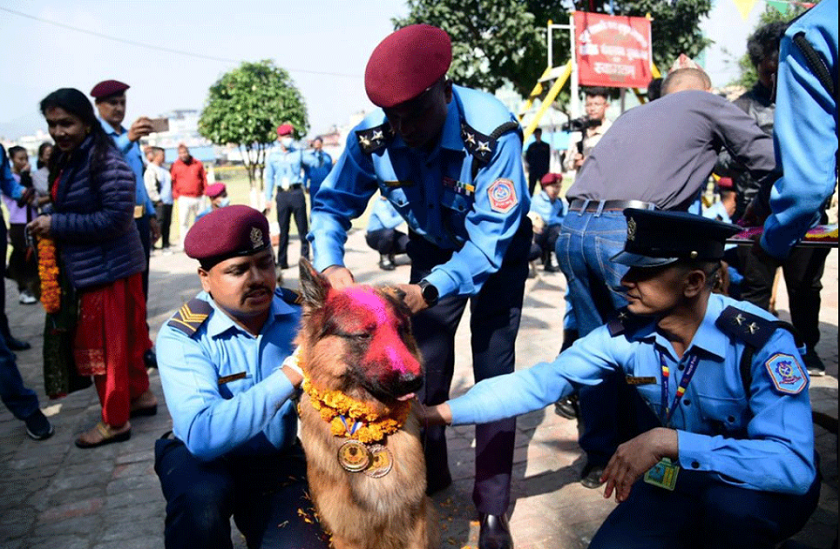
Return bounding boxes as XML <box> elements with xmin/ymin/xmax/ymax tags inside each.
<box><xmin>301</xmin><ymin>377</ymin><xmax>411</xmax><ymax>444</ymax></box>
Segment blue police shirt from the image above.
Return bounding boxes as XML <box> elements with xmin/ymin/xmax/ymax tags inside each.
<box><xmin>99</xmin><ymin>119</ymin><xmax>156</xmax><ymax>215</ymax></box>
<box><xmin>367</xmin><ymin>197</ymin><xmax>404</xmax><ymax>233</ymax></box>
<box><xmin>531</xmin><ymin>190</ymin><xmax>567</xmax><ymax>227</ymax></box>
<box><xmin>156</xmin><ymin>290</ymin><xmax>300</xmax><ymax>461</ymax></box>
<box><xmin>304</xmin><ymin>150</ymin><xmax>333</xmax><ymax>192</ymax></box>
<box><xmin>309</xmin><ymin>85</ymin><xmax>530</xmax><ymax>299</ymax></box>
<box><xmin>448</xmin><ymin>293</ymin><xmax>816</xmax><ymax>495</ymax></box>
<box><xmin>264</xmin><ymin>145</ymin><xmax>316</xmax><ymax>201</ymax></box>
<box><xmin>762</xmin><ymin>0</ymin><xmax>838</xmax><ymax>259</ymax></box>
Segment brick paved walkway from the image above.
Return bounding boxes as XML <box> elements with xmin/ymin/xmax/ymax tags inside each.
<box><xmin>1</xmin><ymin>229</ymin><xmax>836</xmax><ymax>548</ymax></box>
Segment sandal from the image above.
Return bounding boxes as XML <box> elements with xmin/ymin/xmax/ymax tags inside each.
<box><xmin>75</xmin><ymin>421</ymin><xmax>131</xmax><ymax>449</ymax></box>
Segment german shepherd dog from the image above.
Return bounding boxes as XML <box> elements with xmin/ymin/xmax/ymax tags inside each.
<box><xmin>295</xmin><ymin>260</ymin><xmax>438</xmax><ymax>549</ymax></box>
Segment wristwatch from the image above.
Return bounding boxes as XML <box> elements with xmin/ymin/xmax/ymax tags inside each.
<box><xmin>418</xmin><ymin>280</ymin><xmax>439</xmax><ymax>307</ymax></box>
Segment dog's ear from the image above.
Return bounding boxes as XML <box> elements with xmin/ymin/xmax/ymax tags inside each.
<box><xmin>298</xmin><ymin>258</ymin><xmax>329</xmax><ymax>309</ymax></box>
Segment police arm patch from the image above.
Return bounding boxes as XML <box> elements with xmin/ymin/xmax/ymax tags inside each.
<box><xmin>487</xmin><ymin>178</ymin><xmax>517</xmax><ymax>213</ymax></box>
<box><xmin>764</xmin><ymin>353</ymin><xmax>807</xmax><ymax>395</ymax></box>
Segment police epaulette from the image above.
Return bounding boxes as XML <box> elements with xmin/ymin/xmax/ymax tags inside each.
<box><xmin>167</xmin><ymin>298</ymin><xmax>213</xmax><ymax>337</ymax></box>
<box><xmin>715</xmin><ymin>306</ymin><xmax>776</xmax><ymax>349</ymax></box>
<box><xmin>275</xmin><ymin>287</ymin><xmax>304</xmax><ymax>306</ymax></box>
<box><xmin>607</xmin><ymin>308</ymin><xmax>633</xmax><ymax>337</ymax></box>
<box><xmin>356</xmin><ymin>124</ymin><xmax>391</xmax><ymax>154</ymax></box>
<box><xmin>461</xmin><ymin>120</ymin><xmax>522</xmax><ymax>164</ymax></box>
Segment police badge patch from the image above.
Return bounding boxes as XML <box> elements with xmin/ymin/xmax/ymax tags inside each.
<box><xmin>764</xmin><ymin>353</ymin><xmax>807</xmax><ymax>395</ymax></box>
<box><xmin>487</xmin><ymin>179</ymin><xmax>517</xmax><ymax>213</ymax></box>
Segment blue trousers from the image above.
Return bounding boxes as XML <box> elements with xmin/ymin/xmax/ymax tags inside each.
<box><xmin>411</xmin><ymin>220</ymin><xmax>531</xmax><ymax>515</ymax></box>
<box><xmin>0</xmin><ymin>337</ymin><xmax>39</xmax><ymax>420</ymax></box>
<box><xmin>557</xmin><ymin>210</ymin><xmax>633</xmax><ymax>466</ymax></box>
<box><xmin>589</xmin><ymin>469</ymin><xmax>820</xmax><ymax>549</ymax></box>
<box><xmin>154</xmin><ymin>437</ymin><xmax>330</xmax><ymax>549</ymax></box>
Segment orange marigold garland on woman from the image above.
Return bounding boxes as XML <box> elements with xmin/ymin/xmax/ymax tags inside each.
<box><xmin>37</xmin><ymin>237</ymin><xmax>60</xmax><ymax>313</ymax></box>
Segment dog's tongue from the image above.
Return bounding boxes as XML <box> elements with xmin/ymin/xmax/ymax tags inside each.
<box><xmin>397</xmin><ymin>393</ymin><xmax>415</xmax><ymax>402</ymax></box>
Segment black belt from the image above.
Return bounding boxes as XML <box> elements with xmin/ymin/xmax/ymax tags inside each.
<box><xmin>568</xmin><ymin>199</ymin><xmax>655</xmax><ymax>212</ymax></box>
<box><xmin>277</xmin><ymin>183</ymin><xmax>303</xmax><ymax>193</ymax></box>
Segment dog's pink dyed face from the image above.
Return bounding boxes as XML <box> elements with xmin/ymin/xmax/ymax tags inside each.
<box><xmin>298</xmin><ymin>262</ymin><xmax>424</xmax><ymax>404</ymax></box>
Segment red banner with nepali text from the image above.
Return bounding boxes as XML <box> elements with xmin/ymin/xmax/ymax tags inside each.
<box><xmin>573</xmin><ymin>12</ymin><xmax>653</xmax><ymax>88</ymax></box>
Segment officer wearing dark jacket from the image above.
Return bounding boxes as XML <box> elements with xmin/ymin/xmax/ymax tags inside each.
<box><xmin>309</xmin><ymin>24</ymin><xmax>530</xmax><ymax>549</ymax></box>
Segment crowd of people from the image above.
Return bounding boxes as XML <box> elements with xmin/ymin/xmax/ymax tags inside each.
<box><xmin>0</xmin><ymin>4</ymin><xmax>836</xmax><ymax>548</ymax></box>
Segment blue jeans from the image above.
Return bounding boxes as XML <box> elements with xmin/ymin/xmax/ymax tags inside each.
<box><xmin>0</xmin><ymin>338</ymin><xmax>39</xmax><ymax>420</ymax></box>
<box><xmin>556</xmin><ymin>210</ymin><xmax>631</xmax><ymax>465</ymax></box>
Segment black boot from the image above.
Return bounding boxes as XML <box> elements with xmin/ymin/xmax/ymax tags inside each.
<box><xmin>543</xmin><ymin>253</ymin><xmax>559</xmax><ymax>273</ymax></box>
<box><xmin>478</xmin><ymin>513</ymin><xmax>514</xmax><ymax>549</ymax></box>
<box><xmin>378</xmin><ymin>254</ymin><xmax>395</xmax><ymax>271</ymax></box>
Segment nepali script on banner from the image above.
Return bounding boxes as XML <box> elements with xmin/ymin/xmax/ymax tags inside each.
<box><xmin>573</xmin><ymin>12</ymin><xmax>653</xmax><ymax>88</ymax></box>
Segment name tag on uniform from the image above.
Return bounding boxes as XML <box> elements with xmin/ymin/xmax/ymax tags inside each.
<box><xmin>218</xmin><ymin>372</ymin><xmax>247</xmax><ymax>385</ymax></box>
<box><xmin>644</xmin><ymin>458</ymin><xmax>680</xmax><ymax>490</ymax></box>
<box><xmin>625</xmin><ymin>375</ymin><xmax>657</xmax><ymax>385</ymax></box>
<box><xmin>383</xmin><ymin>180</ymin><xmax>413</xmax><ymax>188</ymax></box>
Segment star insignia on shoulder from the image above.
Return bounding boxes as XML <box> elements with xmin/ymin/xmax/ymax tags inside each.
<box><xmin>359</xmin><ymin>135</ymin><xmax>371</xmax><ymax>147</ymax></box>
<box><xmin>747</xmin><ymin>322</ymin><xmax>759</xmax><ymax>335</ymax></box>
<box><xmin>477</xmin><ymin>141</ymin><xmax>491</xmax><ymax>153</ymax></box>
<box><xmin>617</xmin><ymin>311</ymin><xmax>628</xmax><ymax>321</ymax></box>
<box><xmin>733</xmin><ymin>313</ymin><xmax>745</xmax><ymax>326</ymax></box>
<box><xmin>465</xmin><ymin>132</ymin><xmax>476</xmax><ymax>145</ymax></box>
<box><xmin>371</xmin><ymin>129</ymin><xmax>384</xmax><ymax>141</ymax></box>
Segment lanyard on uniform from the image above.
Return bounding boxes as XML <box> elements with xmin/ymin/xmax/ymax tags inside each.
<box><xmin>659</xmin><ymin>350</ymin><xmax>700</xmax><ymax>427</ymax></box>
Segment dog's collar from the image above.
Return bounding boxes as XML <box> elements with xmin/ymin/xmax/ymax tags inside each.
<box><xmin>300</xmin><ymin>377</ymin><xmax>411</xmax><ymax>444</ymax></box>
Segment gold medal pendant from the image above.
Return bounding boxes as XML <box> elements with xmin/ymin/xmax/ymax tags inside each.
<box><xmin>337</xmin><ymin>440</ymin><xmax>371</xmax><ymax>472</ymax></box>
<box><xmin>363</xmin><ymin>444</ymin><xmax>394</xmax><ymax>478</ymax></box>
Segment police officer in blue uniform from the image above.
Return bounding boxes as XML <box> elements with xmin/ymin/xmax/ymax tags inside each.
<box><xmin>265</xmin><ymin>123</ymin><xmax>316</xmax><ymax>270</ymax></box>
<box><xmin>309</xmin><ymin>24</ymin><xmax>531</xmax><ymax>549</ymax></box>
<box><xmin>420</xmin><ymin>209</ymin><xmax>820</xmax><ymax>548</ymax></box>
<box><xmin>154</xmin><ymin>205</ymin><xmax>329</xmax><ymax>549</ymax></box>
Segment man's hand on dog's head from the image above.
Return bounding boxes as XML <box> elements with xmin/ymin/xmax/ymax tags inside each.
<box><xmin>397</xmin><ymin>284</ymin><xmax>428</xmax><ymax>315</ymax></box>
<box><xmin>323</xmin><ymin>265</ymin><xmax>355</xmax><ymax>289</ymax></box>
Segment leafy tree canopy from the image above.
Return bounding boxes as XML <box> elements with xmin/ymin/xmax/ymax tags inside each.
<box><xmin>198</xmin><ymin>60</ymin><xmax>308</xmax><ymax>186</ymax></box>
<box><xmin>394</xmin><ymin>0</ymin><xmax>713</xmax><ymax>98</ymax></box>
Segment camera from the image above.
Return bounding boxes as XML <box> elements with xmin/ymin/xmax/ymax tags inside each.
<box><xmin>561</xmin><ymin>116</ymin><xmax>601</xmax><ymax>132</ymax></box>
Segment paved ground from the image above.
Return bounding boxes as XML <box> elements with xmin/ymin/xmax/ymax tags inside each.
<box><xmin>0</xmin><ymin>228</ymin><xmax>836</xmax><ymax>549</ymax></box>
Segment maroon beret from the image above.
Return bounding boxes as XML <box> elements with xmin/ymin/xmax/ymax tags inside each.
<box><xmin>540</xmin><ymin>173</ymin><xmax>563</xmax><ymax>187</ymax></box>
<box><xmin>184</xmin><ymin>205</ymin><xmax>270</xmax><ymax>264</ymax></box>
<box><xmin>364</xmin><ymin>24</ymin><xmax>452</xmax><ymax>108</ymax></box>
<box><xmin>205</xmin><ymin>183</ymin><xmax>227</xmax><ymax>198</ymax></box>
<box><xmin>90</xmin><ymin>80</ymin><xmax>130</xmax><ymax>99</ymax></box>
<box><xmin>276</xmin><ymin>123</ymin><xmax>294</xmax><ymax>136</ymax></box>
<box><xmin>717</xmin><ymin>176</ymin><xmax>734</xmax><ymax>189</ymax></box>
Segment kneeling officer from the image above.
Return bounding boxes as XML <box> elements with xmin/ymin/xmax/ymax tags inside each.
<box><xmin>421</xmin><ymin>209</ymin><xmax>820</xmax><ymax>548</ymax></box>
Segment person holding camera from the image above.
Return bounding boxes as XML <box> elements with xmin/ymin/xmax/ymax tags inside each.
<box><xmin>562</xmin><ymin>87</ymin><xmax>612</xmax><ymax>173</ymax></box>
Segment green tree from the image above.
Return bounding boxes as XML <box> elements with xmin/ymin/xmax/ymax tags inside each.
<box><xmin>732</xmin><ymin>5</ymin><xmax>810</xmax><ymax>88</ymax></box>
<box><xmin>199</xmin><ymin>60</ymin><xmax>308</xmax><ymax>188</ymax></box>
<box><xmin>394</xmin><ymin>0</ymin><xmax>713</xmax><ymax>98</ymax></box>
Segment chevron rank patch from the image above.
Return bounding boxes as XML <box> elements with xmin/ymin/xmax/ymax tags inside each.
<box><xmin>765</xmin><ymin>353</ymin><xmax>807</xmax><ymax>395</ymax></box>
<box><xmin>167</xmin><ymin>298</ymin><xmax>213</xmax><ymax>336</ymax></box>
<box><xmin>488</xmin><ymin>179</ymin><xmax>517</xmax><ymax>213</ymax></box>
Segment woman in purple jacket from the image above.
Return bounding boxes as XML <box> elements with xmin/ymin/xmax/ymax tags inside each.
<box><xmin>27</xmin><ymin>88</ymin><xmax>157</xmax><ymax>448</ymax></box>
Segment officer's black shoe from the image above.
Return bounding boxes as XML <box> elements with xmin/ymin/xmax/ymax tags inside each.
<box><xmin>543</xmin><ymin>254</ymin><xmax>559</xmax><ymax>273</ymax></box>
<box><xmin>580</xmin><ymin>462</ymin><xmax>606</xmax><ymax>489</ymax></box>
<box><xmin>5</xmin><ymin>337</ymin><xmax>31</xmax><ymax>351</ymax></box>
<box><xmin>554</xmin><ymin>396</ymin><xmax>579</xmax><ymax>419</ymax></box>
<box><xmin>478</xmin><ymin>513</ymin><xmax>514</xmax><ymax>549</ymax></box>
<box><xmin>803</xmin><ymin>349</ymin><xmax>826</xmax><ymax>377</ymax></box>
<box><xmin>143</xmin><ymin>349</ymin><xmax>158</xmax><ymax>369</ymax></box>
<box><xmin>378</xmin><ymin>255</ymin><xmax>396</xmax><ymax>271</ymax></box>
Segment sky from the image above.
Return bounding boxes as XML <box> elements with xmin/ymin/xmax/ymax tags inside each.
<box><xmin>0</xmin><ymin>0</ymin><xmax>762</xmax><ymax>141</ymax></box>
